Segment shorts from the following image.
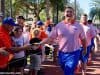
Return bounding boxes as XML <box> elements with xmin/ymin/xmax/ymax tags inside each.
<box><xmin>9</xmin><ymin>57</ymin><xmax>27</xmax><ymax>68</ymax></box>
<box><xmin>30</xmin><ymin>54</ymin><xmax>41</xmax><ymax>70</ymax></box>
<box><xmin>45</xmin><ymin>46</ymin><xmax>50</xmax><ymax>55</ymax></box>
<box><xmin>80</xmin><ymin>45</ymin><xmax>91</xmax><ymax>63</ymax></box>
<box><xmin>91</xmin><ymin>38</ymin><xmax>95</xmax><ymax>49</ymax></box>
<box><xmin>58</xmin><ymin>50</ymin><xmax>81</xmax><ymax>75</ymax></box>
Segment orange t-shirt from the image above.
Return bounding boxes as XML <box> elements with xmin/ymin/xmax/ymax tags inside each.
<box><xmin>39</xmin><ymin>30</ymin><xmax>48</xmax><ymax>40</ymax></box>
<box><xmin>0</xmin><ymin>26</ymin><xmax>13</xmax><ymax>68</ymax></box>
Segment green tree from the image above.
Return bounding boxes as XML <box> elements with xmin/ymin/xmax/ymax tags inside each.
<box><xmin>0</xmin><ymin>0</ymin><xmax>5</xmax><ymax>18</ymax></box>
<box><xmin>5</xmin><ymin>0</ymin><xmax>45</xmax><ymax>20</ymax></box>
<box><xmin>5</xmin><ymin>0</ymin><xmax>28</xmax><ymax>18</ymax></box>
<box><xmin>45</xmin><ymin>0</ymin><xmax>50</xmax><ymax>19</ymax></box>
<box><xmin>89</xmin><ymin>0</ymin><xmax>100</xmax><ymax>20</ymax></box>
<box><xmin>69</xmin><ymin>1</ymin><xmax>84</xmax><ymax>20</ymax></box>
<box><xmin>25</xmin><ymin>0</ymin><xmax>46</xmax><ymax>20</ymax></box>
<box><xmin>49</xmin><ymin>0</ymin><xmax>69</xmax><ymax>23</ymax></box>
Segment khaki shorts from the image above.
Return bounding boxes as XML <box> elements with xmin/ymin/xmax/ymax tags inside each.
<box><xmin>30</xmin><ymin>54</ymin><xmax>41</xmax><ymax>70</ymax></box>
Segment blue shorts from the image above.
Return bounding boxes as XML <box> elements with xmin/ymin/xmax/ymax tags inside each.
<box><xmin>58</xmin><ymin>50</ymin><xmax>81</xmax><ymax>75</ymax></box>
<box><xmin>91</xmin><ymin>38</ymin><xmax>95</xmax><ymax>48</ymax></box>
<box><xmin>80</xmin><ymin>45</ymin><xmax>91</xmax><ymax>63</ymax></box>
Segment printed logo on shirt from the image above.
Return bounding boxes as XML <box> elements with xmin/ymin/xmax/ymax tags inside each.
<box><xmin>74</xmin><ymin>28</ymin><xmax>78</xmax><ymax>30</ymax></box>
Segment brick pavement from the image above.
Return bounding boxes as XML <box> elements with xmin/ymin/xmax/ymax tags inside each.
<box><xmin>41</xmin><ymin>50</ymin><xmax>100</xmax><ymax>75</ymax></box>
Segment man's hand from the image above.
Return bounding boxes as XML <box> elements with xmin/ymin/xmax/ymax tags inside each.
<box><xmin>10</xmin><ymin>43</ymin><xmax>42</xmax><ymax>53</ymax></box>
<box><xmin>0</xmin><ymin>47</ymin><xmax>9</xmax><ymax>56</ymax></box>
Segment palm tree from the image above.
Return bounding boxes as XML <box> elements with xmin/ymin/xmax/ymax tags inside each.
<box><xmin>90</xmin><ymin>0</ymin><xmax>100</xmax><ymax>7</ymax></box>
<box><xmin>89</xmin><ymin>8</ymin><xmax>95</xmax><ymax>20</ymax></box>
<box><xmin>89</xmin><ymin>0</ymin><xmax>100</xmax><ymax>20</ymax></box>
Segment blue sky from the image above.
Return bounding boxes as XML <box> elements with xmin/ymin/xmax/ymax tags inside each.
<box><xmin>70</xmin><ymin>0</ymin><xmax>91</xmax><ymax>15</ymax></box>
<box><xmin>78</xmin><ymin>0</ymin><xmax>91</xmax><ymax>14</ymax></box>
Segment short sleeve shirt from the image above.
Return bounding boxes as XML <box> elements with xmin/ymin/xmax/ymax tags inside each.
<box><xmin>0</xmin><ymin>26</ymin><xmax>12</xmax><ymax>52</ymax></box>
<box><xmin>49</xmin><ymin>21</ymin><xmax>85</xmax><ymax>52</ymax></box>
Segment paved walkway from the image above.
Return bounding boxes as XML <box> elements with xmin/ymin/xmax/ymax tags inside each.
<box><xmin>86</xmin><ymin>51</ymin><xmax>100</xmax><ymax>75</ymax></box>
<box><xmin>42</xmin><ymin>61</ymin><xmax>63</xmax><ymax>75</ymax></box>
<box><xmin>41</xmin><ymin>50</ymin><xmax>100</xmax><ymax>75</ymax></box>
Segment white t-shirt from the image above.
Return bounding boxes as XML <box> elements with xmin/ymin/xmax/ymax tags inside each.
<box><xmin>81</xmin><ymin>24</ymin><xmax>96</xmax><ymax>46</ymax></box>
<box><xmin>12</xmin><ymin>36</ymin><xmax>25</xmax><ymax>59</ymax></box>
<box><xmin>23</xmin><ymin>31</ymin><xmax>30</xmax><ymax>45</ymax></box>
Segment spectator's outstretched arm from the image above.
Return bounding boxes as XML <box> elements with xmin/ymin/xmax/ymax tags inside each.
<box><xmin>10</xmin><ymin>44</ymin><xmax>37</xmax><ymax>53</ymax></box>
<box><xmin>40</xmin><ymin>37</ymin><xmax>53</xmax><ymax>45</ymax></box>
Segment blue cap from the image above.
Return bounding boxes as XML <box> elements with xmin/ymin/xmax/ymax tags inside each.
<box><xmin>47</xmin><ymin>26</ymin><xmax>52</xmax><ymax>32</ymax></box>
<box><xmin>3</xmin><ymin>17</ymin><xmax>17</xmax><ymax>26</ymax></box>
<box><xmin>36</xmin><ymin>21</ymin><xmax>44</xmax><ymax>26</ymax></box>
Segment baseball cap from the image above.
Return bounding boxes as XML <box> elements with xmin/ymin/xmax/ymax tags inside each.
<box><xmin>17</xmin><ymin>16</ymin><xmax>25</xmax><ymax>20</ymax></box>
<box><xmin>36</xmin><ymin>20</ymin><xmax>44</xmax><ymax>26</ymax></box>
<box><xmin>3</xmin><ymin>17</ymin><xmax>17</xmax><ymax>26</ymax></box>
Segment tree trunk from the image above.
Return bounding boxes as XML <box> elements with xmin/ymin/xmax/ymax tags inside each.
<box><xmin>45</xmin><ymin>0</ymin><xmax>50</xmax><ymax>19</ymax></box>
<box><xmin>9</xmin><ymin>0</ymin><xmax>12</xmax><ymax>17</ymax></box>
<box><xmin>1</xmin><ymin>0</ymin><xmax>5</xmax><ymax>18</ymax></box>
